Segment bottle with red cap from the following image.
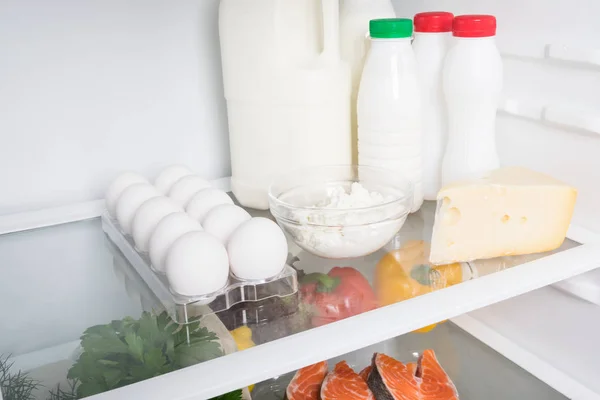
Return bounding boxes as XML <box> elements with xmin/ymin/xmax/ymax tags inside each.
<box><xmin>413</xmin><ymin>11</ymin><xmax>454</xmax><ymax>200</ymax></box>
<box><xmin>441</xmin><ymin>15</ymin><xmax>502</xmax><ymax>186</ymax></box>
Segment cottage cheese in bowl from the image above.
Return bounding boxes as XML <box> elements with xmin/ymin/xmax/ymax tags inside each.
<box><xmin>269</xmin><ymin>165</ymin><xmax>413</xmax><ymax>259</ymax></box>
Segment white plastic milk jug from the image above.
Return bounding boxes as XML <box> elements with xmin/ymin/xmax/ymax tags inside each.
<box><xmin>442</xmin><ymin>15</ymin><xmax>502</xmax><ymax>186</ymax></box>
<box><xmin>219</xmin><ymin>0</ymin><xmax>352</xmax><ymax>210</ymax></box>
<box><xmin>340</xmin><ymin>0</ymin><xmax>396</xmax><ymax>163</ymax></box>
<box><xmin>357</xmin><ymin>18</ymin><xmax>423</xmax><ymax>212</ymax></box>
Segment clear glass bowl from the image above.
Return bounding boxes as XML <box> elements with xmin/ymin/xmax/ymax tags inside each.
<box><xmin>268</xmin><ymin>165</ymin><xmax>414</xmax><ymax>259</ymax></box>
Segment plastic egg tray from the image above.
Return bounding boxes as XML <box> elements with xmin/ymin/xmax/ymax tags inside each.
<box><xmin>102</xmin><ymin>212</ymin><xmax>299</xmax><ymax>324</ymax></box>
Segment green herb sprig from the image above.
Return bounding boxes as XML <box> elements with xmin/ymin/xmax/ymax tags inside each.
<box><xmin>67</xmin><ymin>311</ymin><xmax>223</xmax><ymax>398</ymax></box>
<box><xmin>0</xmin><ymin>354</ymin><xmax>40</xmax><ymax>400</ymax></box>
<box><xmin>46</xmin><ymin>379</ymin><xmax>78</xmax><ymax>400</ymax></box>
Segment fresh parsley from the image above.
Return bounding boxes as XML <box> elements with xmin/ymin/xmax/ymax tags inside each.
<box><xmin>67</xmin><ymin>311</ymin><xmax>223</xmax><ymax>398</ymax></box>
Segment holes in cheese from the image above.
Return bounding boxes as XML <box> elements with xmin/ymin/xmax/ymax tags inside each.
<box><xmin>444</xmin><ymin>207</ymin><xmax>461</xmax><ymax>225</ymax></box>
<box><xmin>429</xmin><ymin>167</ymin><xmax>577</xmax><ymax>265</ymax></box>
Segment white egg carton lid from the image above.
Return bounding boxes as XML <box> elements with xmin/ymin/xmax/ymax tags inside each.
<box><xmin>101</xmin><ymin>212</ymin><xmax>299</xmax><ymax>324</ymax></box>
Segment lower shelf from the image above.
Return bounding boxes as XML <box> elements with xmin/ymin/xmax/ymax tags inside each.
<box><xmin>464</xmin><ymin>285</ymin><xmax>600</xmax><ymax>399</ymax></box>
<box><xmin>252</xmin><ymin>322</ymin><xmax>567</xmax><ymax>400</ymax></box>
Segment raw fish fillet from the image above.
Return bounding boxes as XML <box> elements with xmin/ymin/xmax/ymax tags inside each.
<box><xmin>321</xmin><ymin>361</ymin><xmax>375</xmax><ymax>400</ymax></box>
<box><xmin>368</xmin><ymin>353</ymin><xmax>420</xmax><ymax>400</ymax></box>
<box><xmin>286</xmin><ymin>361</ymin><xmax>328</xmax><ymax>400</ymax></box>
<box><xmin>367</xmin><ymin>351</ymin><xmax>458</xmax><ymax>400</ymax></box>
<box><xmin>406</xmin><ymin>362</ymin><xmax>417</xmax><ymax>377</ymax></box>
<box><xmin>359</xmin><ymin>365</ymin><xmax>373</xmax><ymax>381</ymax></box>
<box><xmin>416</xmin><ymin>350</ymin><xmax>458</xmax><ymax>400</ymax></box>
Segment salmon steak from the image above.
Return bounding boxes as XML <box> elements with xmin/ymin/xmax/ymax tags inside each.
<box><xmin>359</xmin><ymin>365</ymin><xmax>373</xmax><ymax>382</ymax></box>
<box><xmin>286</xmin><ymin>360</ymin><xmax>328</xmax><ymax>400</ymax></box>
<box><xmin>415</xmin><ymin>350</ymin><xmax>458</xmax><ymax>400</ymax></box>
<box><xmin>321</xmin><ymin>361</ymin><xmax>375</xmax><ymax>400</ymax></box>
<box><xmin>367</xmin><ymin>351</ymin><xmax>458</xmax><ymax>400</ymax></box>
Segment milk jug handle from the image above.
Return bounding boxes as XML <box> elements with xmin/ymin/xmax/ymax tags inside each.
<box><xmin>321</xmin><ymin>0</ymin><xmax>340</xmax><ymax>62</ymax></box>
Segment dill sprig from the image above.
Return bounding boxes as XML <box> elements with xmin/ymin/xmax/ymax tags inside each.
<box><xmin>0</xmin><ymin>354</ymin><xmax>40</xmax><ymax>400</ymax></box>
<box><xmin>46</xmin><ymin>379</ymin><xmax>79</xmax><ymax>400</ymax></box>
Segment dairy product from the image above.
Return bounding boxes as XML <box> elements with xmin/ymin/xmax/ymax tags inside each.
<box><xmin>220</xmin><ymin>0</ymin><xmax>351</xmax><ymax>210</ymax></box>
<box><xmin>340</xmin><ymin>0</ymin><xmax>396</xmax><ymax>163</ymax></box>
<box><xmin>442</xmin><ymin>15</ymin><xmax>502</xmax><ymax>185</ymax></box>
<box><xmin>289</xmin><ymin>183</ymin><xmax>403</xmax><ymax>258</ymax></box>
<box><xmin>313</xmin><ymin>182</ymin><xmax>394</xmax><ymax>211</ymax></box>
<box><xmin>357</xmin><ymin>19</ymin><xmax>423</xmax><ymax>212</ymax></box>
<box><xmin>429</xmin><ymin>167</ymin><xmax>577</xmax><ymax>264</ymax></box>
<box><xmin>413</xmin><ymin>12</ymin><xmax>453</xmax><ymax>200</ymax></box>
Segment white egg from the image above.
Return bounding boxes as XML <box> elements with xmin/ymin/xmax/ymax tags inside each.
<box><xmin>131</xmin><ymin>197</ymin><xmax>182</xmax><ymax>252</ymax></box>
<box><xmin>149</xmin><ymin>212</ymin><xmax>203</xmax><ymax>273</ymax></box>
<box><xmin>166</xmin><ymin>231</ymin><xmax>229</xmax><ymax>296</ymax></box>
<box><xmin>115</xmin><ymin>183</ymin><xmax>160</xmax><ymax>234</ymax></box>
<box><xmin>203</xmin><ymin>204</ymin><xmax>251</xmax><ymax>245</ymax></box>
<box><xmin>227</xmin><ymin>217</ymin><xmax>288</xmax><ymax>280</ymax></box>
<box><xmin>154</xmin><ymin>165</ymin><xmax>193</xmax><ymax>194</ymax></box>
<box><xmin>168</xmin><ymin>175</ymin><xmax>211</xmax><ymax>207</ymax></box>
<box><xmin>186</xmin><ymin>188</ymin><xmax>234</xmax><ymax>223</ymax></box>
<box><xmin>105</xmin><ymin>172</ymin><xmax>148</xmax><ymax>217</ymax></box>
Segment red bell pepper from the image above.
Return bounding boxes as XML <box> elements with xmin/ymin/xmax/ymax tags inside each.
<box><xmin>300</xmin><ymin>267</ymin><xmax>377</xmax><ymax>327</ymax></box>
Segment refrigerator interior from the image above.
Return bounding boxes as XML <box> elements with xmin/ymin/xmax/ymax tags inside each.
<box><xmin>1</xmin><ymin>0</ymin><xmax>600</xmax><ymax>399</ymax></box>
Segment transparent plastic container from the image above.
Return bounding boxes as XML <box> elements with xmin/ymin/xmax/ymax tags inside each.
<box><xmin>102</xmin><ymin>213</ymin><xmax>298</xmax><ymax>324</ymax></box>
<box><xmin>268</xmin><ymin>165</ymin><xmax>413</xmax><ymax>259</ymax></box>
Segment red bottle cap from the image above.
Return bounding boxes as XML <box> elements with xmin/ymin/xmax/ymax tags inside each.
<box><xmin>453</xmin><ymin>15</ymin><xmax>496</xmax><ymax>37</ymax></box>
<box><xmin>414</xmin><ymin>11</ymin><xmax>454</xmax><ymax>33</ymax></box>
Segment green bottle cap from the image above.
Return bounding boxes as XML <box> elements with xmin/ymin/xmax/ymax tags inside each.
<box><xmin>369</xmin><ymin>18</ymin><xmax>413</xmax><ymax>39</ymax></box>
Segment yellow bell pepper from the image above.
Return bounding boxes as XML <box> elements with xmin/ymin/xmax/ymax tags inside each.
<box><xmin>375</xmin><ymin>240</ymin><xmax>463</xmax><ymax>333</ymax></box>
<box><xmin>230</xmin><ymin>326</ymin><xmax>256</xmax><ymax>391</ymax></box>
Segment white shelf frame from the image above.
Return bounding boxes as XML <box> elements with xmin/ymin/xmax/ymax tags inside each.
<box><xmin>0</xmin><ymin>177</ymin><xmax>231</xmax><ymax>235</ymax></box>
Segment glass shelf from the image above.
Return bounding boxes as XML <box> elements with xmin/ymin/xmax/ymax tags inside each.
<box><xmin>1</xmin><ymin>201</ymin><xmax>597</xmax><ymax>400</ymax></box>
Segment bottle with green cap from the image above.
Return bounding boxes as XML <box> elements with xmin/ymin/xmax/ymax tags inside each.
<box><xmin>357</xmin><ymin>18</ymin><xmax>424</xmax><ymax>213</ymax></box>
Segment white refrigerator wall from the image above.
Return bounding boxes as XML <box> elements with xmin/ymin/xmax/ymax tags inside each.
<box><xmin>1</xmin><ymin>0</ymin><xmax>599</xmax><ymax>235</ymax></box>
<box><xmin>0</xmin><ymin>0</ymin><xmax>229</xmax><ymax>215</ymax></box>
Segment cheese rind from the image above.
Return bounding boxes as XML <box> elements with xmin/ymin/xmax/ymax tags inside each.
<box><xmin>429</xmin><ymin>167</ymin><xmax>577</xmax><ymax>265</ymax></box>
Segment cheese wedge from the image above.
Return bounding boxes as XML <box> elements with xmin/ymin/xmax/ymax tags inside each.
<box><xmin>429</xmin><ymin>167</ymin><xmax>577</xmax><ymax>265</ymax></box>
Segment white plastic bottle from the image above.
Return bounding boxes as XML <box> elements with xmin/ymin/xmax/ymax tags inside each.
<box><xmin>412</xmin><ymin>11</ymin><xmax>453</xmax><ymax>200</ymax></box>
<box><xmin>340</xmin><ymin>0</ymin><xmax>396</xmax><ymax>163</ymax></box>
<box><xmin>357</xmin><ymin>18</ymin><xmax>423</xmax><ymax>212</ymax></box>
<box><xmin>442</xmin><ymin>15</ymin><xmax>502</xmax><ymax>185</ymax></box>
